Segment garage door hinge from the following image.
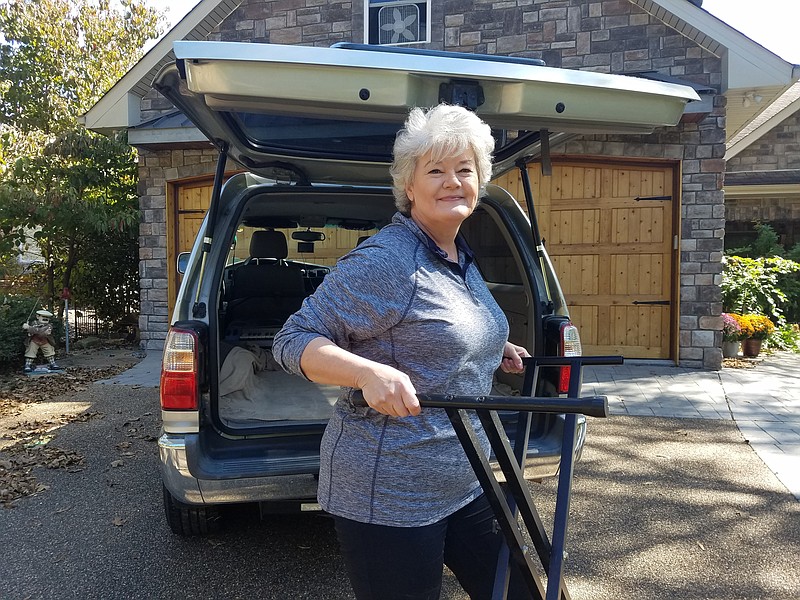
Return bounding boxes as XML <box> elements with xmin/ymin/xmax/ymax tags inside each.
<box><xmin>634</xmin><ymin>195</ymin><xmax>672</xmax><ymax>201</ymax></box>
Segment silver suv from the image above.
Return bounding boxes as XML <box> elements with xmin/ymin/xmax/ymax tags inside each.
<box><xmin>154</xmin><ymin>41</ymin><xmax>697</xmax><ymax>535</ymax></box>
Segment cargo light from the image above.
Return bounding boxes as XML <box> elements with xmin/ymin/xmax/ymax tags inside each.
<box><xmin>558</xmin><ymin>322</ymin><xmax>582</xmax><ymax>394</ymax></box>
<box><xmin>160</xmin><ymin>328</ymin><xmax>199</xmax><ymax>410</ymax></box>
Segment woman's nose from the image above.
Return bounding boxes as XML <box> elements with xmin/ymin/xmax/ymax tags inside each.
<box><xmin>443</xmin><ymin>170</ymin><xmax>461</xmax><ymax>187</ymax></box>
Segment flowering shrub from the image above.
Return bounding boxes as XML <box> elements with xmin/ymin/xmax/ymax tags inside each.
<box><xmin>721</xmin><ymin>313</ymin><xmax>742</xmax><ymax>342</ymax></box>
<box><xmin>746</xmin><ymin>315</ymin><xmax>775</xmax><ymax>340</ymax></box>
<box><xmin>733</xmin><ymin>314</ymin><xmax>775</xmax><ymax>340</ymax></box>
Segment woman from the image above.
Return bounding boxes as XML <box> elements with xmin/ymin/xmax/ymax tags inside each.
<box><xmin>272</xmin><ymin>104</ymin><xmax>530</xmax><ymax>599</ymax></box>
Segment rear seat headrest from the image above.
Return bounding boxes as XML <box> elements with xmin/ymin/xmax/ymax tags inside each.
<box><xmin>250</xmin><ymin>230</ymin><xmax>288</xmax><ymax>259</ymax></box>
<box><xmin>232</xmin><ymin>265</ymin><xmax>306</xmax><ymax>298</ymax></box>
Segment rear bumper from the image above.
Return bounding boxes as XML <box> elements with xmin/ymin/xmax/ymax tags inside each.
<box><xmin>159</xmin><ymin>433</ymin><xmax>319</xmax><ymax>504</ymax></box>
<box><xmin>159</xmin><ymin>413</ymin><xmax>587</xmax><ymax>506</ymax></box>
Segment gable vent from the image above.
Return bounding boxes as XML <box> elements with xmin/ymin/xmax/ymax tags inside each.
<box><xmin>378</xmin><ymin>4</ymin><xmax>420</xmax><ymax>44</ymax></box>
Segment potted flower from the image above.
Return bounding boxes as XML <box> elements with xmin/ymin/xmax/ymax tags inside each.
<box><xmin>740</xmin><ymin>314</ymin><xmax>775</xmax><ymax>357</ymax></box>
<box><xmin>721</xmin><ymin>313</ymin><xmax>742</xmax><ymax>358</ymax></box>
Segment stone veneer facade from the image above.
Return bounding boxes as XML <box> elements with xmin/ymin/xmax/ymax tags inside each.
<box><xmin>137</xmin><ymin>146</ymin><xmax>220</xmax><ymax>345</ymax></box>
<box><xmin>727</xmin><ymin>111</ymin><xmax>800</xmax><ymax>173</ymax></box>
<box><xmin>136</xmin><ymin>0</ymin><xmax>725</xmax><ymax>368</ymax></box>
<box><xmin>724</xmin><ymin>110</ymin><xmax>800</xmax><ymax>247</ymax></box>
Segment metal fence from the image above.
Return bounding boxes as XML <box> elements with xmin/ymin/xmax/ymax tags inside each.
<box><xmin>68</xmin><ymin>307</ymin><xmax>104</xmax><ymax>340</ymax></box>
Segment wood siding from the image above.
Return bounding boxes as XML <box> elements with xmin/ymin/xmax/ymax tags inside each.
<box><xmin>171</xmin><ymin>159</ymin><xmax>679</xmax><ymax>358</ymax></box>
<box><xmin>495</xmin><ymin>159</ymin><xmax>680</xmax><ymax>359</ymax></box>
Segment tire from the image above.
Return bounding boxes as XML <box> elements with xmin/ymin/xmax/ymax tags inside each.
<box><xmin>162</xmin><ymin>484</ymin><xmax>221</xmax><ymax>536</ymax></box>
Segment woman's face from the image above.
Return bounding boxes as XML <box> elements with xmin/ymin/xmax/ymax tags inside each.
<box><xmin>406</xmin><ymin>149</ymin><xmax>479</xmax><ymax>232</ymax></box>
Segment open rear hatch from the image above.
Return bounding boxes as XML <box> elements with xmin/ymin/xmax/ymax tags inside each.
<box><xmin>155</xmin><ymin>42</ymin><xmax>699</xmax><ymax>435</ymax></box>
<box><xmin>153</xmin><ymin>40</ymin><xmax>700</xmax><ymax>189</ymax></box>
<box><xmin>214</xmin><ymin>186</ymin><xmax>397</xmax><ymax>431</ymax></box>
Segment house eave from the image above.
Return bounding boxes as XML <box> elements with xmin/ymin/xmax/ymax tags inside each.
<box><xmin>128</xmin><ymin>126</ymin><xmax>210</xmax><ymax>147</ymax></box>
<box><xmin>726</xmin><ymin>82</ymin><xmax>800</xmax><ymax>159</ymax></box>
<box><xmin>634</xmin><ymin>0</ymin><xmax>796</xmax><ymax>91</ymax></box>
<box><xmin>725</xmin><ymin>169</ymin><xmax>800</xmax><ymax>198</ymax></box>
<box><xmin>78</xmin><ymin>92</ymin><xmax>141</xmax><ymax>135</ymax></box>
<box><xmin>725</xmin><ymin>183</ymin><xmax>800</xmax><ymax>198</ymax></box>
<box><xmin>82</xmin><ymin>0</ymin><xmax>242</xmax><ymax>133</ymax></box>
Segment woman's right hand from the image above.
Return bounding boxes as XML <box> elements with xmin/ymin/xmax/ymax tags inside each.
<box><xmin>298</xmin><ymin>337</ymin><xmax>420</xmax><ymax>418</ymax></box>
<box><xmin>356</xmin><ymin>364</ymin><xmax>420</xmax><ymax>418</ymax></box>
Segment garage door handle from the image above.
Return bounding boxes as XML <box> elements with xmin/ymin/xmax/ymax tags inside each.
<box><xmin>632</xmin><ymin>300</ymin><xmax>670</xmax><ymax>305</ymax></box>
<box><xmin>634</xmin><ymin>195</ymin><xmax>672</xmax><ymax>201</ymax></box>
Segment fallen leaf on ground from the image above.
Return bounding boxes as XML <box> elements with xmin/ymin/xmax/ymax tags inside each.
<box><xmin>722</xmin><ymin>357</ymin><xmax>759</xmax><ymax>369</ymax></box>
<box><xmin>0</xmin><ymin>360</ymin><xmax>135</xmax><ymax>507</ymax></box>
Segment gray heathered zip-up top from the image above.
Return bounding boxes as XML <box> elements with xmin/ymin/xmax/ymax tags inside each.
<box><xmin>271</xmin><ymin>212</ymin><xmax>509</xmax><ymax>527</ymax></box>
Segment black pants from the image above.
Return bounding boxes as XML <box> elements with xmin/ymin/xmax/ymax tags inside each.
<box><xmin>333</xmin><ymin>494</ymin><xmax>529</xmax><ymax>600</ymax></box>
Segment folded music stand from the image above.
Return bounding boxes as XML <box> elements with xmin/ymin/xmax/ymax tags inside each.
<box><xmin>353</xmin><ymin>355</ymin><xmax>621</xmax><ymax>599</ymax></box>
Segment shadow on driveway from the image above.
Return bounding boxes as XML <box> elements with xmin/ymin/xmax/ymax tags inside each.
<box><xmin>1</xmin><ymin>385</ymin><xmax>797</xmax><ymax>599</ymax></box>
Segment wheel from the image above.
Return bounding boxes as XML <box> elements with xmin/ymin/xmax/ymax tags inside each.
<box><xmin>162</xmin><ymin>484</ymin><xmax>221</xmax><ymax>536</ymax></box>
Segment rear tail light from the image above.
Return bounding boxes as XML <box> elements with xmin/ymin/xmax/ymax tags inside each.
<box><xmin>160</xmin><ymin>328</ymin><xmax>199</xmax><ymax>410</ymax></box>
<box><xmin>558</xmin><ymin>322</ymin><xmax>582</xmax><ymax>394</ymax></box>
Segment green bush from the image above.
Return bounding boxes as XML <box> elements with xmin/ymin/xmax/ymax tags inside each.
<box><xmin>721</xmin><ymin>255</ymin><xmax>800</xmax><ymax>326</ymax></box>
<box><xmin>0</xmin><ymin>295</ymin><xmax>38</xmax><ymax>366</ymax></box>
<box><xmin>765</xmin><ymin>324</ymin><xmax>800</xmax><ymax>352</ymax></box>
<box><xmin>788</xmin><ymin>243</ymin><xmax>800</xmax><ymax>264</ymax></box>
<box><xmin>726</xmin><ymin>222</ymin><xmax>784</xmax><ymax>258</ymax></box>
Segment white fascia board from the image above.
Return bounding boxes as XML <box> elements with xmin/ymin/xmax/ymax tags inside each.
<box><xmin>83</xmin><ymin>92</ymin><xmax>140</xmax><ymax>135</ymax></box>
<box><xmin>726</xmin><ymin>100</ymin><xmax>800</xmax><ymax>159</ymax></box>
<box><xmin>128</xmin><ymin>126</ymin><xmax>210</xmax><ymax>146</ymax></box>
<box><xmin>647</xmin><ymin>0</ymin><xmax>795</xmax><ymax>91</ymax></box>
<box><xmin>83</xmin><ymin>42</ymin><xmax>173</xmax><ymax>132</ymax></box>
<box><xmin>83</xmin><ymin>0</ymin><xmax>240</xmax><ymax>132</ymax></box>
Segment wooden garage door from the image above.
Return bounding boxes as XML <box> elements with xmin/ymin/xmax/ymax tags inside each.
<box><xmin>494</xmin><ymin>159</ymin><xmax>679</xmax><ymax>359</ymax></box>
<box><xmin>538</xmin><ymin>160</ymin><xmax>678</xmax><ymax>359</ymax></box>
<box><xmin>168</xmin><ymin>179</ymin><xmax>214</xmax><ymax>312</ymax></box>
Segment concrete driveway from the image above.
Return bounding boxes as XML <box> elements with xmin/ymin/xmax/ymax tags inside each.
<box><xmin>544</xmin><ymin>415</ymin><xmax>800</xmax><ymax>599</ymax></box>
<box><xmin>2</xmin><ymin>349</ymin><xmax>797</xmax><ymax>599</ymax></box>
<box><xmin>583</xmin><ymin>351</ymin><xmax>800</xmax><ymax>501</ymax></box>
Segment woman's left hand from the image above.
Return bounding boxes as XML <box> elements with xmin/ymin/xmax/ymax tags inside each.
<box><xmin>500</xmin><ymin>342</ymin><xmax>529</xmax><ymax>374</ymax></box>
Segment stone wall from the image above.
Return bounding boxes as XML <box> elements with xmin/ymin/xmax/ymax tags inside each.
<box><xmin>135</xmin><ymin>0</ymin><xmax>725</xmax><ymax>367</ymax></box>
<box><xmin>434</xmin><ymin>0</ymin><xmax>725</xmax><ymax>367</ymax></box>
<box><xmin>726</xmin><ymin>111</ymin><xmax>800</xmax><ymax>172</ymax></box>
<box><xmin>724</xmin><ymin>110</ymin><xmax>800</xmax><ymax>249</ymax></box>
<box><xmin>137</xmin><ymin>147</ymin><xmax>219</xmax><ymax>349</ymax></box>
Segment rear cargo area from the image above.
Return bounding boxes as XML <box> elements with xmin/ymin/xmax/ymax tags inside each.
<box><xmin>210</xmin><ymin>194</ymin><xmax>535</xmax><ymax>429</ymax></box>
<box><xmin>217</xmin><ymin>343</ymin><xmax>339</xmax><ymax>426</ymax></box>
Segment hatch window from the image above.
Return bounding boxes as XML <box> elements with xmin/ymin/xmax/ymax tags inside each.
<box><xmin>231</xmin><ymin>113</ymin><xmax>400</xmax><ymax>160</ymax></box>
<box><xmin>227</xmin><ymin>111</ymin><xmax>539</xmax><ymax>165</ymax></box>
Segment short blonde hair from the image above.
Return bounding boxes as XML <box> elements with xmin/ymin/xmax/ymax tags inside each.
<box><xmin>390</xmin><ymin>104</ymin><xmax>495</xmax><ymax>214</ymax></box>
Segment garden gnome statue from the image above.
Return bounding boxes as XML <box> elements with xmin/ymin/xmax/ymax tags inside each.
<box><xmin>22</xmin><ymin>309</ymin><xmax>61</xmax><ymax>373</ymax></box>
